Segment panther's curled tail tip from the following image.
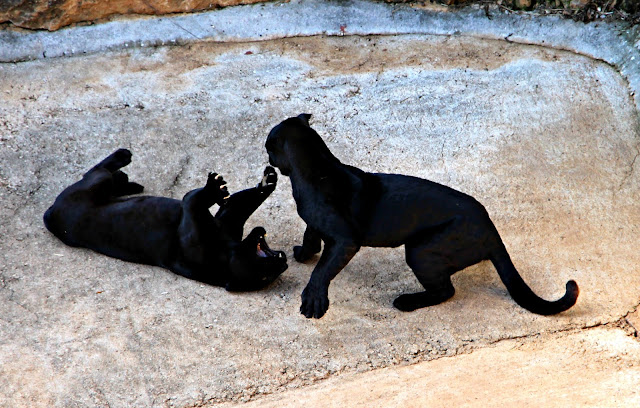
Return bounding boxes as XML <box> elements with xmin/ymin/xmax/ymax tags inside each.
<box><xmin>543</xmin><ymin>279</ymin><xmax>579</xmax><ymax>316</ymax></box>
<box><xmin>566</xmin><ymin>279</ymin><xmax>579</xmax><ymax>300</ymax></box>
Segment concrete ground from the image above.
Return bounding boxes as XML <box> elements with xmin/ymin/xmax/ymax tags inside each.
<box><xmin>1</xmin><ymin>1</ymin><xmax>639</xmax><ymax>407</ymax></box>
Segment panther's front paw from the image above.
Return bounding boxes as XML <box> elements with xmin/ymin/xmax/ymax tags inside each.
<box><xmin>258</xmin><ymin>166</ymin><xmax>277</xmax><ymax>194</ymax></box>
<box><xmin>300</xmin><ymin>284</ymin><xmax>329</xmax><ymax>319</ymax></box>
<box><xmin>205</xmin><ymin>172</ymin><xmax>230</xmax><ymax>204</ymax></box>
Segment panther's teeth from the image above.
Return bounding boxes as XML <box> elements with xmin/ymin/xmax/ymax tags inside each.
<box><xmin>215</xmin><ymin>174</ymin><xmax>222</xmax><ymax>180</ymax></box>
<box><xmin>220</xmin><ymin>184</ymin><xmax>227</xmax><ymax>189</ymax></box>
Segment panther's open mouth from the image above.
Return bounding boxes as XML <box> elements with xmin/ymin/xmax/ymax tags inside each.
<box><xmin>256</xmin><ymin>235</ymin><xmax>283</xmax><ymax>258</ymax></box>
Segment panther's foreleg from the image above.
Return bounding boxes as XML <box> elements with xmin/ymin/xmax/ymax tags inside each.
<box><xmin>300</xmin><ymin>238</ymin><xmax>360</xmax><ymax>318</ymax></box>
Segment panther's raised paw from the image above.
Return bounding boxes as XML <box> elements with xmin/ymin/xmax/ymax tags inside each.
<box><xmin>101</xmin><ymin>148</ymin><xmax>133</xmax><ymax>172</ymax></box>
<box><xmin>258</xmin><ymin>166</ymin><xmax>277</xmax><ymax>194</ymax></box>
<box><xmin>111</xmin><ymin>148</ymin><xmax>133</xmax><ymax>167</ymax></box>
<box><xmin>205</xmin><ymin>172</ymin><xmax>230</xmax><ymax>204</ymax></box>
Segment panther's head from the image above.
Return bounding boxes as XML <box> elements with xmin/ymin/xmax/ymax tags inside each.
<box><xmin>266</xmin><ymin>113</ymin><xmax>340</xmax><ymax>177</ymax></box>
<box><xmin>225</xmin><ymin>227</ymin><xmax>288</xmax><ymax>291</ymax></box>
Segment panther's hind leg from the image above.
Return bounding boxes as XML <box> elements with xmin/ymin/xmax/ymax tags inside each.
<box><xmin>393</xmin><ymin>268</ymin><xmax>455</xmax><ymax>312</ymax></box>
<box><xmin>84</xmin><ymin>148</ymin><xmax>133</xmax><ymax>177</ymax></box>
<box><xmin>72</xmin><ymin>149</ymin><xmax>138</xmax><ymax>201</ymax></box>
<box><xmin>394</xmin><ymin>217</ymin><xmax>481</xmax><ymax>312</ymax></box>
<box><xmin>111</xmin><ymin>170</ymin><xmax>144</xmax><ymax>197</ymax></box>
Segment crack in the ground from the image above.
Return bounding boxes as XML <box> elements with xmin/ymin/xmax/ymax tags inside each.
<box><xmin>176</xmin><ymin>316</ymin><xmax>640</xmax><ymax>408</ymax></box>
<box><xmin>618</xmin><ymin>143</ymin><xmax>640</xmax><ymax>191</ymax></box>
<box><xmin>620</xmin><ymin>301</ymin><xmax>640</xmax><ymax>339</ymax></box>
<box><xmin>168</xmin><ymin>154</ymin><xmax>191</xmax><ymax>195</ymax></box>
<box><xmin>186</xmin><ymin>304</ymin><xmax>640</xmax><ymax>408</ymax></box>
<box><xmin>1</xmin><ymin>286</ymin><xmax>41</xmax><ymax>323</ymax></box>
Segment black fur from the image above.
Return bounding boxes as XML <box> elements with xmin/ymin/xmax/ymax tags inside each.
<box><xmin>266</xmin><ymin>114</ymin><xmax>578</xmax><ymax>318</ymax></box>
<box><xmin>44</xmin><ymin>149</ymin><xmax>287</xmax><ymax>291</ymax></box>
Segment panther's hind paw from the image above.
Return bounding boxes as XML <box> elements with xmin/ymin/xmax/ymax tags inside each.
<box><xmin>125</xmin><ymin>182</ymin><xmax>144</xmax><ymax>195</ymax></box>
<box><xmin>393</xmin><ymin>294</ymin><xmax>420</xmax><ymax>312</ymax></box>
<box><xmin>393</xmin><ymin>290</ymin><xmax>452</xmax><ymax>312</ymax></box>
<box><xmin>110</xmin><ymin>148</ymin><xmax>132</xmax><ymax>167</ymax></box>
<box><xmin>99</xmin><ymin>148</ymin><xmax>132</xmax><ymax>172</ymax></box>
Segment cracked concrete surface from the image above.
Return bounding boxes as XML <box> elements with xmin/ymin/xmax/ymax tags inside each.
<box><xmin>216</xmin><ymin>326</ymin><xmax>640</xmax><ymax>408</ymax></box>
<box><xmin>1</xmin><ymin>1</ymin><xmax>639</xmax><ymax>407</ymax></box>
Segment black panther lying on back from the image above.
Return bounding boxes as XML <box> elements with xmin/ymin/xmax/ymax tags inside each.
<box><xmin>44</xmin><ymin>148</ymin><xmax>287</xmax><ymax>291</ymax></box>
<box><xmin>266</xmin><ymin>114</ymin><xmax>578</xmax><ymax>318</ymax></box>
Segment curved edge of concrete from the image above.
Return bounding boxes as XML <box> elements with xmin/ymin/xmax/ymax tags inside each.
<box><xmin>1</xmin><ymin>0</ymin><xmax>639</xmax><ymax>111</ymax></box>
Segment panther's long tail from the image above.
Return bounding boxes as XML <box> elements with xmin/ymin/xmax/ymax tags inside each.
<box><xmin>490</xmin><ymin>246</ymin><xmax>578</xmax><ymax>315</ymax></box>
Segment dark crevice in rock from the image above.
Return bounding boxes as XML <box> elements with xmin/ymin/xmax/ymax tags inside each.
<box><xmin>169</xmin><ymin>154</ymin><xmax>192</xmax><ymax>195</ymax></box>
<box><xmin>618</xmin><ymin>144</ymin><xmax>640</xmax><ymax>191</ymax></box>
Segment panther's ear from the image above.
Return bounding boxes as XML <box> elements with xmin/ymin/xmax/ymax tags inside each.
<box><xmin>297</xmin><ymin>113</ymin><xmax>312</xmax><ymax>126</ymax></box>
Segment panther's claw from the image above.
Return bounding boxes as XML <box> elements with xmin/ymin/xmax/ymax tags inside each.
<box><xmin>258</xmin><ymin>166</ymin><xmax>278</xmax><ymax>194</ymax></box>
<box><xmin>206</xmin><ymin>172</ymin><xmax>230</xmax><ymax>203</ymax></box>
